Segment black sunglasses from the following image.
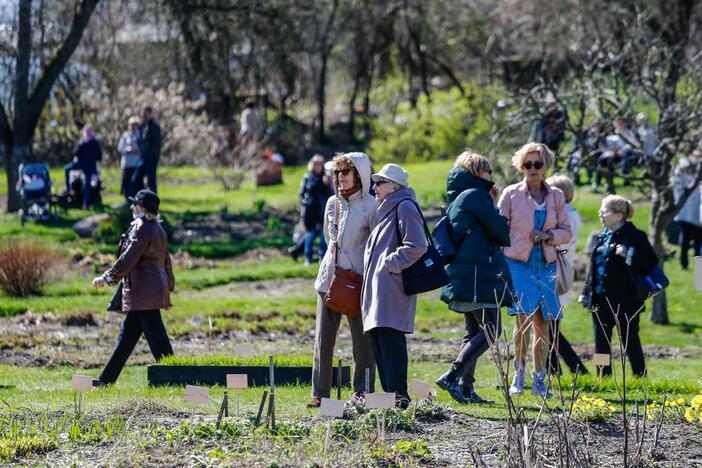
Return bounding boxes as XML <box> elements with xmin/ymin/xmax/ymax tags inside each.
<box><xmin>524</xmin><ymin>161</ymin><xmax>544</xmax><ymax>170</ymax></box>
<box><xmin>373</xmin><ymin>180</ymin><xmax>389</xmax><ymax>186</ymax></box>
<box><xmin>334</xmin><ymin>168</ymin><xmax>353</xmax><ymax>176</ymax></box>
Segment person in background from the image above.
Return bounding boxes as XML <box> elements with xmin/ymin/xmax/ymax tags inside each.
<box><xmin>64</xmin><ymin>125</ymin><xmax>102</xmax><ymax>210</ymax></box>
<box><xmin>498</xmin><ymin>143</ymin><xmax>572</xmax><ymax>398</ymax></box>
<box><xmin>118</xmin><ymin>117</ymin><xmax>142</xmax><ymax>202</ymax></box>
<box><xmin>362</xmin><ymin>163</ymin><xmax>428</xmax><ymax>409</ymax></box>
<box><xmin>579</xmin><ymin>195</ymin><xmax>658</xmax><ymax>377</ymax></box>
<box><xmin>239</xmin><ymin>98</ymin><xmax>264</xmax><ymax>143</ymax></box>
<box><xmin>299</xmin><ymin>154</ymin><xmax>334</xmax><ymax>265</ymax></box>
<box><xmin>130</xmin><ymin>106</ymin><xmax>162</xmax><ymax>196</ymax></box>
<box><xmin>435</xmin><ymin>151</ymin><xmax>513</xmax><ymax>404</ymax></box>
<box><xmin>531</xmin><ymin>92</ymin><xmax>568</xmax><ymax>157</ymax></box>
<box><xmin>308</xmin><ymin>152</ymin><xmax>377</xmax><ymax>408</ymax></box>
<box><xmin>545</xmin><ymin>175</ymin><xmax>588</xmax><ymax>376</ymax></box>
<box><xmin>611</xmin><ymin>116</ymin><xmax>640</xmax><ymax>177</ymax></box>
<box><xmin>636</xmin><ymin>112</ymin><xmax>658</xmax><ymax>159</ymax></box>
<box><xmin>91</xmin><ymin>190</ymin><xmax>175</xmax><ymax>385</ymax></box>
<box><xmin>567</xmin><ymin>120</ymin><xmax>602</xmax><ymax>186</ymax></box>
<box><xmin>673</xmin><ymin>149</ymin><xmax>702</xmax><ymax>269</ymax></box>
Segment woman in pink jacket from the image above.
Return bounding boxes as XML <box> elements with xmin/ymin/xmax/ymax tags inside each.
<box><xmin>497</xmin><ymin>143</ymin><xmax>572</xmax><ymax>398</ymax></box>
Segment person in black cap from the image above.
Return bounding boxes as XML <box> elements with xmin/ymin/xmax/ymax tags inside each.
<box><xmin>91</xmin><ymin>189</ymin><xmax>175</xmax><ymax>385</ymax></box>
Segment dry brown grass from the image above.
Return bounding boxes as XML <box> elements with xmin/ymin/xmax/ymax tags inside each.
<box><xmin>0</xmin><ymin>240</ymin><xmax>61</xmax><ymax>297</ymax></box>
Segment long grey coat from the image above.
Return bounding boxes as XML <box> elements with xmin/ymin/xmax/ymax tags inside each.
<box><xmin>361</xmin><ymin>187</ymin><xmax>428</xmax><ymax>334</ymax></box>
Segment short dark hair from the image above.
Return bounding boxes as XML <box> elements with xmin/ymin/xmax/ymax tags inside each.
<box><xmin>245</xmin><ymin>99</ymin><xmax>255</xmax><ymax>108</ymax></box>
<box><xmin>143</xmin><ymin>106</ymin><xmax>153</xmax><ymax>113</ymax></box>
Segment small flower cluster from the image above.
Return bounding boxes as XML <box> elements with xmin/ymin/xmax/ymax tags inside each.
<box><xmin>647</xmin><ymin>397</ymin><xmax>687</xmax><ymax>422</ymax></box>
<box><xmin>571</xmin><ymin>396</ymin><xmax>616</xmax><ymax>422</ymax></box>
<box><xmin>684</xmin><ymin>395</ymin><xmax>702</xmax><ymax>424</ymax></box>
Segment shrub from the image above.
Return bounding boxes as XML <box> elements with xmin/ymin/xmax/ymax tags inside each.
<box><xmin>367</xmin><ymin>83</ymin><xmax>504</xmax><ymax>163</ymax></box>
<box><xmin>0</xmin><ymin>241</ymin><xmax>61</xmax><ymax>297</ymax></box>
<box><xmin>93</xmin><ymin>206</ymin><xmax>174</xmax><ymax>244</ymax></box>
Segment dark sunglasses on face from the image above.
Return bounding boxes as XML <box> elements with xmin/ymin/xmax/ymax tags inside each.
<box><xmin>373</xmin><ymin>180</ymin><xmax>388</xmax><ymax>187</ymax></box>
<box><xmin>524</xmin><ymin>161</ymin><xmax>544</xmax><ymax>170</ymax></box>
<box><xmin>334</xmin><ymin>168</ymin><xmax>353</xmax><ymax>176</ymax></box>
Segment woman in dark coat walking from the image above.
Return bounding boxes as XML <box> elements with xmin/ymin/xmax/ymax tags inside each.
<box><xmin>435</xmin><ymin>151</ymin><xmax>513</xmax><ymax>404</ymax></box>
<box><xmin>91</xmin><ymin>189</ymin><xmax>175</xmax><ymax>385</ymax></box>
<box><xmin>299</xmin><ymin>154</ymin><xmax>334</xmax><ymax>265</ymax></box>
<box><xmin>579</xmin><ymin>195</ymin><xmax>658</xmax><ymax>376</ymax></box>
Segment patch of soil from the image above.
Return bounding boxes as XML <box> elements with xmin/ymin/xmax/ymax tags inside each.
<box><xmin>171</xmin><ymin>208</ymin><xmax>296</xmax><ymax>245</ymax></box>
<box><xmin>60</xmin><ymin>311</ymin><xmax>97</xmax><ymax>327</ymax></box>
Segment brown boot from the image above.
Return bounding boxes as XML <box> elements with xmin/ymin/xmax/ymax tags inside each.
<box><xmin>307</xmin><ymin>397</ymin><xmax>321</xmax><ymax>408</ymax></box>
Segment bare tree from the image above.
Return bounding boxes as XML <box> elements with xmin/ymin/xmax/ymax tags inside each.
<box><xmin>2</xmin><ymin>0</ymin><xmax>99</xmax><ymax>213</ymax></box>
<box><xmin>500</xmin><ymin>0</ymin><xmax>702</xmax><ymax>324</ymax></box>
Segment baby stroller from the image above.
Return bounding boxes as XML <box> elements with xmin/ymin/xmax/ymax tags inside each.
<box><xmin>16</xmin><ymin>163</ymin><xmax>57</xmax><ymax>226</ymax></box>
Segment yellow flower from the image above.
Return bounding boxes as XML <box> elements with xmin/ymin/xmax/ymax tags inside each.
<box><xmin>609</xmin><ymin>405</ymin><xmax>616</xmax><ymax>412</ymax></box>
<box><xmin>585</xmin><ymin>404</ymin><xmax>592</xmax><ymax>410</ymax></box>
<box><xmin>676</xmin><ymin>398</ymin><xmax>686</xmax><ymax>405</ymax></box>
<box><xmin>685</xmin><ymin>408</ymin><xmax>695</xmax><ymax>422</ymax></box>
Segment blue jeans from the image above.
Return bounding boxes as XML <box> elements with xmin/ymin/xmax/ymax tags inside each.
<box><xmin>130</xmin><ymin>158</ymin><xmax>159</xmax><ymax>196</ymax></box>
<box><xmin>304</xmin><ymin>227</ymin><xmax>327</xmax><ymax>263</ymax></box>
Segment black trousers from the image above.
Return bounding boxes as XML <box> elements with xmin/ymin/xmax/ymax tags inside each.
<box><xmin>592</xmin><ymin>308</ymin><xmax>645</xmax><ymax>377</ymax></box>
<box><xmin>446</xmin><ymin>308</ymin><xmax>500</xmax><ymax>390</ymax></box>
<box><xmin>367</xmin><ymin>327</ymin><xmax>409</xmax><ymax>400</ymax></box>
<box><xmin>129</xmin><ymin>158</ymin><xmax>159</xmax><ymax>196</ymax></box>
<box><xmin>99</xmin><ymin>310</ymin><xmax>174</xmax><ymax>383</ymax></box>
<box><xmin>548</xmin><ymin>321</ymin><xmax>588</xmax><ymax>376</ymax></box>
<box><xmin>120</xmin><ymin>167</ymin><xmax>138</xmax><ymax>199</ymax></box>
<box><xmin>679</xmin><ymin>221</ymin><xmax>702</xmax><ymax>269</ymax></box>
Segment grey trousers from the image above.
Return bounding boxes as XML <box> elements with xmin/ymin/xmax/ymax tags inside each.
<box><xmin>312</xmin><ymin>292</ymin><xmax>376</xmax><ymax>397</ymax></box>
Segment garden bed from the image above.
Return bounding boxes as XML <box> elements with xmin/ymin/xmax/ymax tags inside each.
<box><xmin>147</xmin><ymin>354</ymin><xmax>351</xmax><ymax>387</ymax></box>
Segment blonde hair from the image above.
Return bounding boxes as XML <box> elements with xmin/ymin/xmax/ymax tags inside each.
<box><xmin>511</xmin><ymin>142</ymin><xmax>555</xmax><ymax>172</ymax></box>
<box><xmin>602</xmin><ymin>195</ymin><xmax>635</xmax><ymax>219</ymax></box>
<box><xmin>307</xmin><ymin>154</ymin><xmax>325</xmax><ymax>171</ymax></box>
<box><xmin>546</xmin><ymin>174</ymin><xmax>575</xmax><ymax>203</ymax></box>
<box><xmin>128</xmin><ymin>116</ymin><xmax>140</xmax><ymax>126</ymax></box>
<box><xmin>454</xmin><ymin>150</ymin><xmax>492</xmax><ymax>177</ymax></box>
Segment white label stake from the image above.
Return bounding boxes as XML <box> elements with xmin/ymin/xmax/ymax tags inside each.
<box><xmin>320</xmin><ymin>398</ymin><xmax>345</xmax><ymax>418</ymax></box>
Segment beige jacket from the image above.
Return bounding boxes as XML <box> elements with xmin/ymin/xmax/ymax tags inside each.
<box><xmin>315</xmin><ymin>153</ymin><xmax>378</xmax><ymax>293</ymax></box>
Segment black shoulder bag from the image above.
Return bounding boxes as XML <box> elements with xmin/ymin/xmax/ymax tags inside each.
<box><xmin>394</xmin><ymin>199</ymin><xmax>450</xmax><ymax>295</ymax></box>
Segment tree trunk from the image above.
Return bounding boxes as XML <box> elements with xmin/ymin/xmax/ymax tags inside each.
<box><xmin>348</xmin><ymin>72</ymin><xmax>361</xmax><ymax>141</ymax></box>
<box><xmin>648</xmin><ymin>184</ymin><xmax>675</xmax><ymax>324</ymax></box>
<box><xmin>316</xmin><ymin>55</ymin><xmax>328</xmax><ymax>143</ymax></box>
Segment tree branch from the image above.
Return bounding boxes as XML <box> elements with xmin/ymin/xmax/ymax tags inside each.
<box><xmin>25</xmin><ymin>0</ymin><xmax>100</xmax><ymax>134</ymax></box>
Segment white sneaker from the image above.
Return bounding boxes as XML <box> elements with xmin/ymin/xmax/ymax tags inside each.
<box><xmin>509</xmin><ymin>362</ymin><xmax>525</xmax><ymax>396</ymax></box>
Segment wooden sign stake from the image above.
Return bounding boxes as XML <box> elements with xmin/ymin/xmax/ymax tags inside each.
<box><xmin>267</xmin><ymin>355</ymin><xmax>276</xmax><ymax>430</ymax></box>
<box><xmin>336</xmin><ymin>358</ymin><xmax>342</xmax><ymax>400</ymax></box>
<box><xmin>365</xmin><ymin>368</ymin><xmax>370</xmax><ymax>394</ymax></box>
<box><xmin>255</xmin><ymin>390</ymin><xmax>268</xmax><ymax>427</ymax></box>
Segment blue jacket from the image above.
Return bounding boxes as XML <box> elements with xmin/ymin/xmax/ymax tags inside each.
<box><xmin>440</xmin><ymin>167</ymin><xmax>513</xmax><ymax>307</ymax></box>
<box><xmin>73</xmin><ymin>139</ymin><xmax>102</xmax><ymax>175</ymax></box>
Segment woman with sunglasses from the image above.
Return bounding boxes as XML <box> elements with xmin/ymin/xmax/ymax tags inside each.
<box><xmin>362</xmin><ymin>163</ymin><xmax>428</xmax><ymax>409</ymax></box>
<box><xmin>309</xmin><ymin>153</ymin><xmax>377</xmax><ymax>408</ymax></box>
<box><xmin>497</xmin><ymin>143</ymin><xmax>572</xmax><ymax>397</ymax></box>
<box><xmin>435</xmin><ymin>151</ymin><xmax>513</xmax><ymax>404</ymax></box>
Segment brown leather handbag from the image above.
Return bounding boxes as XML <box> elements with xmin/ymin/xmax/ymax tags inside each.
<box><xmin>324</xmin><ymin>198</ymin><xmax>363</xmax><ymax>318</ymax></box>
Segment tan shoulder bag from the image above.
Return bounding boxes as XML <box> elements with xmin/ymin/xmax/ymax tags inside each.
<box><xmin>323</xmin><ymin>197</ymin><xmax>363</xmax><ymax>318</ymax></box>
